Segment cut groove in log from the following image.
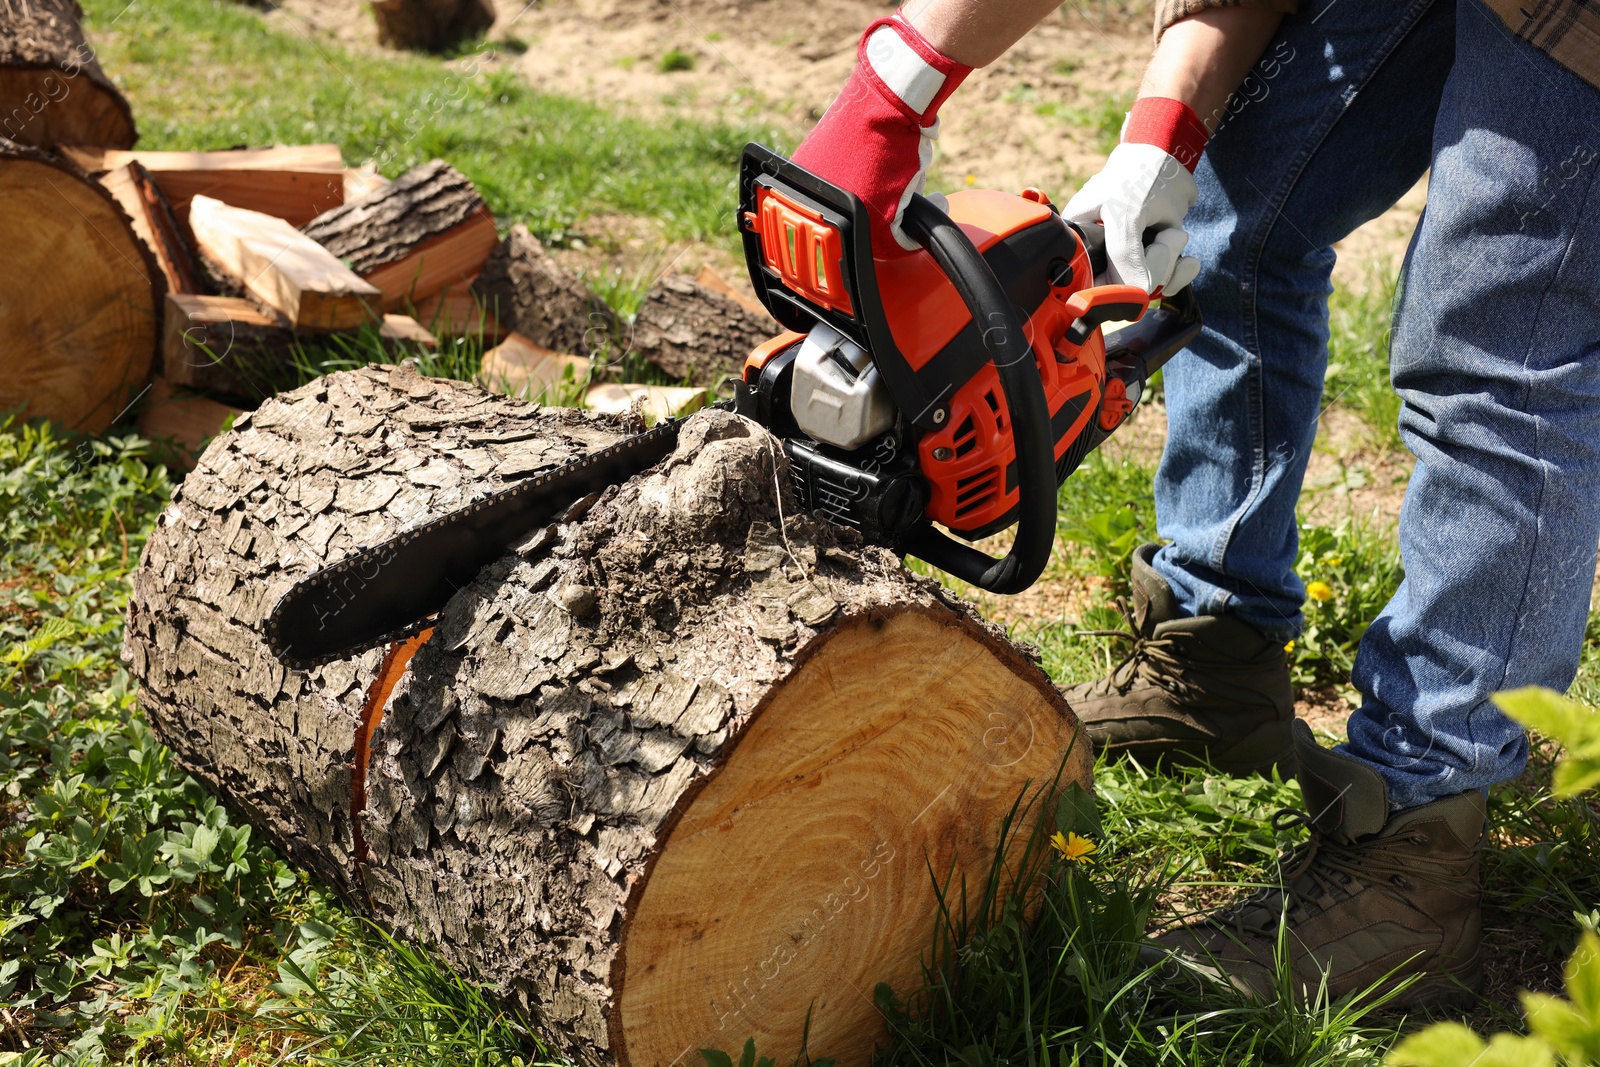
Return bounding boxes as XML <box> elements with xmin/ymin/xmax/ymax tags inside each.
<box><xmin>0</xmin><ymin>137</ymin><xmax>161</xmax><ymax>432</ymax></box>
<box><xmin>0</xmin><ymin>0</ymin><xmax>136</xmax><ymax>150</ymax></box>
<box><xmin>301</xmin><ymin>159</ymin><xmax>498</xmax><ymax>308</ymax></box>
<box><xmin>630</xmin><ymin>273</ymin><xmax>777</xmax><ymax>388</ymax></box>
<box><xmin>190</xmin><ymin>195</ymin><xmax>381</xmax><ymax>331</ymax></box>
<box><xmin>123</xmin><ymin>364</ymin><xmax>1088</xmax><ymax>1067</ymax></box>
<box><xmin>471</xmin><ymin>223</ymin><xmax>614</xmax><ymax>355</ymax></box>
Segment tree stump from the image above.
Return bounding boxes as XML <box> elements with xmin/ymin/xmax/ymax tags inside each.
<box><xmin>369</xmin><ymin>0</ymin><xmax>494</xmax><ymax>52</ymax></box>
<box><xmin>630</xmin><ymin>273</ymin><xmax>777</xmax><ymax>388</ymax></box>
<box><xmin>123</xmin><ymin>365</ymin><xmax>1089</xmax><ymax>1066</ymax></box>
<box><xmin>0</xmin><ymin>0</ymin><xmax>136</xmax><ymax>150</ymax></box>
<box><xmin>0</xmin><ymin>137</ymin><xmax>162</xmax><ymax>432</ymax></box>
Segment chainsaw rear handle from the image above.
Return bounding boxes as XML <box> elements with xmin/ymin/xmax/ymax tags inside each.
<box><xmin>898</xmin><ymin>192</ymin><xmax>1057</xmax><ymax>596</ymax></box>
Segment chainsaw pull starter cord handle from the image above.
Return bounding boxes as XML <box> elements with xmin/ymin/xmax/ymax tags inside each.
<box><xmin>898</xmin><ymin>192</ymin><xmax>1057</xmax><ymax>596</ymax></box>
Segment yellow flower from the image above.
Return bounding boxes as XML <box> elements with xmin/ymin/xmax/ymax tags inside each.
<box><xmin>964</xmin><ymin>174</ymin><xmax>977</xmax><ymax>185</ymax></box>
<box><xmin>1306</xmin><ymin>580</ymin><xmax>1335</xmax><ymax>603</ymax></box>
<box><xmin>1324</xmin><ymin>555</ymin><xmax>1345</xmax><ymax>567</ymax></box>
<box><xmin>1284</xmin><ymin>640</ymin><xmax>1296</xmax><ymax>654</ymax></box>
<box><xmin>1050</xmin><ymin>830</ymin><xmax>1097</xmax><ymax>865</ymax></box>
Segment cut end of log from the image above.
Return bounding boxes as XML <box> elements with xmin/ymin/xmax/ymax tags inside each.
<box><xmin>618</xmin><ymin>607</ymin><xmax>1081</xmax><ymax>1067</ymax></box>
<box><xmin>0</xmin><ymin>137</ymin><xmax>161</xmax><ymax>432</ymax></box>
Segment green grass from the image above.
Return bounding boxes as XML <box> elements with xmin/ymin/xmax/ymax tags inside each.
<box><xmin>1323</xmin><ymin>275</ymin><xmax>1403</xmax><ymax>453</ymax></box>
<box><xmin>85</xmin><ymin>0</ymin><xmax>788</xmax><ymax>253</ymax></box>
<box><xmin>7</xmin><ymin>0</ymin><xmax>1599</xmax><ymax>1061</ymax></box>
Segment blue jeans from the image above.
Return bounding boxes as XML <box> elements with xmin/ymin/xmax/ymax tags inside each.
<box><xmin>1151</xmin><ymin>0</ymin><xmax>1600</xmax><ymax>808</ymax></box>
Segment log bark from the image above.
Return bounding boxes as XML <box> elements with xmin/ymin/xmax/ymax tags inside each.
<box><xmin>630</xmin><ymin>273</ymin><xmax>777</xmax><ymax>388</ymax></box>
<box><xmin>123</xmin><ymin>365</ymin><xmax>1088</xmax><ymax>1067</ymax></box>
<box><xmin>369</xmin><ymin>0</ymin><xmax>494</xmax><ymax>52</ymax></box>
<box><xmin>471</xmin><ymin>223</ymin><xmax>614</xmax><ymax>355</ymax></box>
<box><xmin>0</xmin><ymin>137</ymin><xmax>162</xmax><ymax>433</ymax></box>
<box><xmin>0</xmin><ymin>0</ymin><xmax>136</xmax><ymax>150</ymax></box>
<box><xmin>301</xmin><ymin>159</ymin><xmax>498</xmax><ymax>309</ymax></box>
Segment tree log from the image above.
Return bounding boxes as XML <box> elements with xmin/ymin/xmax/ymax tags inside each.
<box><xmin>471</xmin><ymin>223</ymin><xmax>614</xmax><ymax>355</ymax></box>
<box><xmin>369</xmin><ymin>0</ymin><xmax>494</xmax><ymax>52</ymax></box>
<box><xmin>630</xmin><ymin>274</ymin><xmax>777</xmax><ymax>388</ymax></box>
<box><xmin>301</xmin><ymin>159</ymin><xmax>498</xmax><ymax>309</ymax></box>
<box><xmin>0</xmin><ymin>137</ymin><xmax>161</xmax><ymax>432</ymax></box>
<box><xmin>0</xmin><ymin>0</ymin><xmax>136</xmax><ymax>150</ymax></box>
<box><xmin>123</xmin><ymin>365</ymin><xmax>1087</xmax><ymax>1067</ymax></box>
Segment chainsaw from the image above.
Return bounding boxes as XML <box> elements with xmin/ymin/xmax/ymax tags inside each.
<box><xmin>264</xmin><ymin>143</ymin><xmax>1201</xmax><ymax>669</ymax></box>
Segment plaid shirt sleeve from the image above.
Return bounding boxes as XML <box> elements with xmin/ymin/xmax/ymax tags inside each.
<box><xmin>1153</xmin><ymin>0</ymin><xmax>1300</xmax><ymax>42</ymax></box>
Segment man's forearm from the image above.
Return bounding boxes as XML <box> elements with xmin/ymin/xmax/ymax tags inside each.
<box><xmin>900</xmin><ymin>0</ymin><xmax>1064</xmax><ymax>68</ymax></box>
<box><xmin>1140</xmin><ymin>9</ymin><xmax>1285</xmax><ymax>131</ymax></box>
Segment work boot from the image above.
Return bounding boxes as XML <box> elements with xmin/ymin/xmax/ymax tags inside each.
<box><xmin>1065</xmin><ymin>543</ymin><xmax>1294</xmax><ymax>774</ymax></box>
<box><xmin>1148</xmin><ymin>719</ymin><xmax>1485</xmax><ymax>1009</ymax></box>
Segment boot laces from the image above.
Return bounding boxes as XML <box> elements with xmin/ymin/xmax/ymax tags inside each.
<box><xmin>1077</xmin><ymin>596</ymin><xmax>1196</xmax><ymax>698</ymax></box>
<box><xmin>1215</xmin><ymin>808</ymin><xmax>1475</xmax><ymax>934</ymax></box>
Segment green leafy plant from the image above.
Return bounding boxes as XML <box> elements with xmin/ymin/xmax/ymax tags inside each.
<box><xmin>1289</xmin><ymin>519</ymin><xmax>1404</xmax><ymax>688</ymax></box>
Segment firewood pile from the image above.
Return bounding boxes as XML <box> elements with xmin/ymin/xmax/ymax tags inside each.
<box><xmin>1</xmin><ymin>0</ymin><xmax>776</xmax><ymax>464</ymax></box>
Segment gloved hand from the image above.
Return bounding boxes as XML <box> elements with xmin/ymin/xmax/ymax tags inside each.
<box><xmin>792</xmin><ymin>14</ymin><xmax>971</xmax><ymax>255</ymax></box>
<box><xmin>1063</xmin><ymin>97</ymin><xmax>1209</xmax><ymax>295</ymax></box>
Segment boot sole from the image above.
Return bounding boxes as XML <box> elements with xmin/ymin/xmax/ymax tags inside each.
<box><xmin>1097</xmin><ymin>717</ymin><xmax>1295</xmax><ymax>778</ymax></box>
<box><xmin>1386</xmin><ymin>947</ymin><xmax>1484</xmax><ymax>1010</ymax></box>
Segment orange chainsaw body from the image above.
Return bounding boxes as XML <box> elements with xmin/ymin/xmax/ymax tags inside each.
<box><xmin>744</xmin><ymin>184</ymin><xmax>1147</xmax><ymax>539</ymax></box>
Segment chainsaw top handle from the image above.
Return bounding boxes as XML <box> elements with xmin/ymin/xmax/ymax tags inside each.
<box><xmin>895</xmin><ymin>193</ymin><xmax>1056</xmax><ymax>596</ymax></box>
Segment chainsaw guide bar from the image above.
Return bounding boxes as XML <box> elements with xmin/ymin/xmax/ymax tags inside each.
<box><xmin>263</xmin><ymin>415</ymin><xmax>689</xmax><ymax>670</ymax></box>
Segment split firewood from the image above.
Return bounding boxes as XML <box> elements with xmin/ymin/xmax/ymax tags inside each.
<box><xmin>82</xmin><ymin>145</ymin><xmax>347</xmax><ymax>231</ymax></box>
<box><xmin>369</xmin><ymin>0</ymin><xmax>495</xmax><ymax>52</ymax></box>
<box><xmin>471</xmin><ymin>224</ymin><xmax>614</xmax><ymax>354</ymax></box>
<box><xmin>134</xmin><ymin>377</ymin><xmax>244</xmax><ymax>469</ymax></box>
<box><xmin>301</xmin><ymin>159</ymin><xmax>498</xmax><ymax>309</ymax></box>
<box><xmin>100</xmin><ymin>161</ymin><xmax>201</xmax><ymax>295</ymax></box>
<box><xmin>585</xmin><ymin>382</ymin><xmax>707</xmax><ymax>422</ymax></box>
<box><xmin>479</xmin><ymin>332</ymin><xmax>592</xmax><ymax>401</ymax></box>
<box><xmin>124</xmin><ymin>363</ymin><xmax>1086</xmax><ymax>1067</ymax></box>
<box><xmin>164</xmin><ymin>293</ymin><xmax>437</xmax><ymax>398</ymax></box>
<box><xmin>189</xmin><ymin>195</ymin><xmax>381</xmax><ymax>331</ymax></box>
<box><xmin>630</xmin><ymin>273</ymin><xmax>776</xmax><ymax>388</ymax></box>
<box><xmin>0</xmin><ymin>137</ymin><xmax>162</xmax><ymax>433</ymax></box>
<box><xmin>0</xmin><ymin>0</ymin><xmax>136</xmax><ymax>150</ymax></box>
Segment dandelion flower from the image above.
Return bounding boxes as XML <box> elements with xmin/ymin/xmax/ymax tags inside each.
<box><xmin>965</xmin><ymin>174</ymin><xmax>977</xmax><ymax>185</ymax></box>
<box><xmin>1306</xmin><ymin>580</ymin><xmax>1334</xmax><ymax>602</ymax></box>
<box><xmin>1284</xmin><ymin>640</ymin><xmax>1296</xmax><ymax>654</ymax></box>
<box><xmin>1325</xmin><ymin>555</ymin><xmax>1344</xmax><ymax>567</ymax></box>
<box><xmin>1050</xmin><ymin>830</ymin><xmax>1097</xmax><ymax>865</ymax></box>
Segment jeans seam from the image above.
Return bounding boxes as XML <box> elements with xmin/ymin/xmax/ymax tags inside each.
<box><xmin>1208</xmin><ymin>0</ymin><xmax>1442</xmax><ymax>614</ymax></box>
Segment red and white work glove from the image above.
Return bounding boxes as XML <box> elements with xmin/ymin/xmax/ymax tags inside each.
<box><xmin>792</xmin><ymin>14</ymin><xmax>972</xmax><ymax>255</ymax></box>
<box><xmin>1063</xmin><ymin>97</ymin><xmax>1209</xmax><ymax>295</ymax></box>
